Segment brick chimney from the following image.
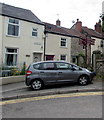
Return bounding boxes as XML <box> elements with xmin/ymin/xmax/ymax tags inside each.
<box><xmin>75</xmin><ymin>19</ymin><xmax>82</xmax><ymax>32</ymax></box>
<box><xmin>95</xmin><ymin>21</ymin><xmax>102</xmax><ymax>33</ymax></box>
<box><xmin>56</xmin><ymin>19</ymin><xmax>61</xmax><ymax>26</ymax></box>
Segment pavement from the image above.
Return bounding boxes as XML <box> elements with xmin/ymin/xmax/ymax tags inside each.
<box><xmin>0</xmin><ymin>79</ymin><xmax>104</xmax><ymax>101</ymax></box>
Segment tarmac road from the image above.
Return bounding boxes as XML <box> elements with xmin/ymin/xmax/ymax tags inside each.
<box><xmin>2</xmin><ymin>92</ymin><xmax>103</xmax><ymax>118</ymax></box>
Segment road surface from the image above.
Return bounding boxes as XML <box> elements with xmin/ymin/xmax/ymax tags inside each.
<box><xmin>2</xmin><ymin>91</ymin><xmax>103</xmax><ymax>118</ymax></box>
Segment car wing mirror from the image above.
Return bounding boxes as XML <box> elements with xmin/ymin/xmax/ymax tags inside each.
<box><xmin>71</xmin><ymin>68</ymin><xmax>76</xmax><ymax>71</ymax></box>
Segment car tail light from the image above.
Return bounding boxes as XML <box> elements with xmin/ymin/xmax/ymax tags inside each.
<box><xmin>26</xmin><ymin>71</ymin><xmax>32</xmax><ymax>76</ymax></box>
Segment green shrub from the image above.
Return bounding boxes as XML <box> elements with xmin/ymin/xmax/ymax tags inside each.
<box><xmin>20</xmin><ymin>62</ymin><xmax>26</xmax><ymax>75</ymax></box>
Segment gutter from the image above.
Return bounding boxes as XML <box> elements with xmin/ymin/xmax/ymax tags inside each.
<box><xmin>0</xmin><ymin>14</ymin><xmax>45</xmax><ymax>26</ymax></box>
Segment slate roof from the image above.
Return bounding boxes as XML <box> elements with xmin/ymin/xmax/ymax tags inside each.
<box><xmin>44</xmin><ymin>22</ymin><xmax>91</xmax><ymax>41</ymax></box>
<box><xmin>44</xmin><ymin>22</ymin><xmax>77</xmax><ymax>37</ymax></box>
<box><xmin>71</xmin><ymin>21</ymin><xmax>104</xmax><ymax>40</ymax></box>
<box><xmin>44</xmin><ymin>22</ymin><xmax>104</xmax><ymax>42</ymax></box>
<box><xmin>63</xmin><ymin>27</ymin><xmax>86</xmax><ymax>39</ymax></box>
<box><xmin>82</xmin><ymin>27</ymin><xmax>104</xmax><ymax>39</ymax></box>
<box><xmin>0</xmin><ymin>3</ymin><xmax>43</xmax><ymax>25</ymax></box>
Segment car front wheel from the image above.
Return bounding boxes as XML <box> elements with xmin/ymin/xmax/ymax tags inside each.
<box><xmin>78</xmin><ymin>75</ymin><xmax>89</xmax><ymax>85</ymax></box>
<box><xmin>31</xmin><ymin>79</ymin><xmax>43</xmax><ymax>90</ymax></box>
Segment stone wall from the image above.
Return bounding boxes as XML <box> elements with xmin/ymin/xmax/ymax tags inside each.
<box><xmin>0</xmin><ymin>75</ymin><xmax>25</xmax><ymax>85</ymax></box>
<box><xmin>71</xmin><ymin>37</ymin><xmax>91</xmax><ymax>66</ymax></box>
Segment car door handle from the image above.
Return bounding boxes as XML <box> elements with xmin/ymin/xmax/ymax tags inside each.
<box><xmin>58</xmin><ymin>72</ymin><xmax>62</xmax><ymax>74</ymax></box>
<box><xmin>40</xmin><ymin>72</ymin><xmax>44</xmax><ymax>73</ymax></box>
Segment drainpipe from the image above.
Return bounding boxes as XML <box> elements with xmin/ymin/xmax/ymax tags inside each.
<box><xmin>43</xmin><ymin>25</ymin><xmax>48</xmax><ymax>61</ymax></box>
<box><xmin>43</xmin><ymin>33</ymin><xmax>46</xmax><ymax>61</ymax></box>
<box><xmin>85</xmin><ymin>35</ymin><xmax>87</xmax><ymax>67</ymax></box>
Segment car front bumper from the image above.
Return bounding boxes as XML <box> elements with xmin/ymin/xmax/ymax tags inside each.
<box><xmin>90</xmin><ymin>72</ymin><xmax>96</xmax><ymax>80</ymax></box>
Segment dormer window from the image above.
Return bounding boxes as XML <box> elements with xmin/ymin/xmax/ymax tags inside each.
<box><xmin>7</xmin><ymin>18</ymin><xmax>19</xmax><ymax>36</ymax></box>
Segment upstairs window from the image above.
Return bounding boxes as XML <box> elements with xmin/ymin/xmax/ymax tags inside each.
<box><xmin>7</xmin><ymin>18</ymin><xmax>19</xmax><ymax>36</ymax></box>
<box><xmin>32</xmin><ymin>28</ymin><xmax>38</xmax><ymax>37</ymax></box>
<box><xmin>61</xmin><ymin>38</ymin><xmax>67</xmax><ymax>47</ymax></box>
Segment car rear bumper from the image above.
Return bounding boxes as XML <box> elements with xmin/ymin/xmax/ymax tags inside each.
<box><xmin>25</xmin><ymin>78</ymin><xmax>30</xmax><ymax>86</ymax></box>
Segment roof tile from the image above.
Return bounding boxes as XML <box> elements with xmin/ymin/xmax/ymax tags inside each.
<box><xmin>0</xmin><ymin>3</ymin><xmax>43</xmax><ymax>25</ymax></box>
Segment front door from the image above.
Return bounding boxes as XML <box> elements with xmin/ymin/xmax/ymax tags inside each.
<box><xmin>33</xmin><ymin>53</ymin><xmax>41</xmax><ymax>62</ymax></box>
<box><xmin>46</xmin><ymin>55</ymin><xmax>54</xmax><ymax>61</ymax></box>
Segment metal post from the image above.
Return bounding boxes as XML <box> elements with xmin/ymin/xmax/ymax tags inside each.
<box><xmin>85</xmin><ymin>35</ymin><xmax>88</xmax><ymax>67</ymax></box>
<box><xmin>43</xmin><ymin>35</ymin><xmax>46</xmax><ymax>61</ymax></box>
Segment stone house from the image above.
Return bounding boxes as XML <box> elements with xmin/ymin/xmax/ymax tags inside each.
<box><xmin>69</xmin><ymin>19</ymin><xmax>104</xmax><ymax>67</ymax></box>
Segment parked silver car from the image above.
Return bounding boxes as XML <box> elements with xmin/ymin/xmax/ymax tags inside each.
<box><xmin>25</xmin><ymin>61</ymin><xmax>96</xmax><ymax>90</ymax></box>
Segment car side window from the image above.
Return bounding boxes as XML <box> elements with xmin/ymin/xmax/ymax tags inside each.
<box><xmin>42</xmin><ymin>63</ymin><xmax>55</xmax><ymax>70</ymax></box>
<box><xmin>56</xmin><ymin>63</ymin><xmax>72</xmax><ymax>70</ymax></box>
<box><xmin>33</xmin><ymin>64</ymin><xmax>40</xmax><ymax>70</ymax></box>
<box><xmin>72</xmin><ymin>65</ymin><xmax>80</xmax><ymax>71</ymax></box>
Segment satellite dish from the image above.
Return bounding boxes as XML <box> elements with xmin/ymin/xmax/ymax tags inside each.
<box><xmin>72</xmin><ymin>20</ymin><xmax>75</xmax><ymax>23</ymax></box>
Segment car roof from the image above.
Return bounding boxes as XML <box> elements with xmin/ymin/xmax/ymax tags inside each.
<box><xmin>31</xmin><ymin>61</ymin><xmax>75</xmax><ymax>66</ymax></box>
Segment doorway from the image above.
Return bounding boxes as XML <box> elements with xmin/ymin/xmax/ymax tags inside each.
<box><xmin>33</xmin><ymin>53</ymin><xmax>42</xmax><ymax>62</ymax></box>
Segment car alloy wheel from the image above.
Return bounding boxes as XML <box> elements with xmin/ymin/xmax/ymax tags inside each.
<box><xmin>78</xmin><ymin>75</ymin><xmax>89</xmax><ymax>85</ymax></box>
<box><xmin>31</xmin><ymin>80</ymin><xmax>43</xmax><ymax>90</ymax></box>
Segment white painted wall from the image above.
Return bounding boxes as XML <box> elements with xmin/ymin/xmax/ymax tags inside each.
<box><xmin>0</xmin><ymin>16</ymin><xmax>2</xmax><ymax>66</ymax></box>
<box><xmin>102</xmin><ymin>1</ymin><xmax>104</xmax><ymax>14</ymax></box>
<box><xmin>45</xmin><ymin>33</ymin><xmax>71</xmax><ymax>62</ymax></box>
<box><xmin>91</xmin><ymin>37</ymin><xmax>102</xmax><ymax>55</ymax></box>
<box><xmin>1</xmin><ymin>16</ymin><xmax>45</xmax><ymax>67</ymax></box>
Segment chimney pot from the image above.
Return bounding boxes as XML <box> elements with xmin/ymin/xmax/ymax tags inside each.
<box><xmin>95</xmin><ymin>22</ymin><xmax>101</xmax><ymax>33</ymax></box>
<box><xmin>77</xmin><ymin>19</ymin><xmax>79</xmax><ymax>22</ymax></box>
<box><xmin>75</xmin><ymin>20</ymin><xmax>82</xmax><ymax>32</ymax></box>
<box><xmin>56</xmin><ymin>19</ymin><xmax>61</xmax><ymax>26</ymax></box>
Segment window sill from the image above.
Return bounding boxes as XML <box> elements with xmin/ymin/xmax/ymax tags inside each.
<box><xmin>60</xmin><ymin>46</ymin><xmax>68</xmax><ymax>49</ymax></box>
<box><xmin>6</xmin><ymin>35</ymin><xmax>20</xmax><ymax>38</ymax></box>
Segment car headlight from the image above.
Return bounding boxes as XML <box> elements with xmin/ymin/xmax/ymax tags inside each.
<box><xmin>83</xmin><ymin>68</ymin><xmax>91</xmax><ymax>73</ymax></box>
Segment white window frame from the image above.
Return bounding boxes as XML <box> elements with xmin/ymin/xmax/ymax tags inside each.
<box><xmin>60</xmin><ymin>38</ymin><xmax>67</xmax><ymax>47</ymax></box>
<box><xmin>60</xmin><ymin>54</ymin><xmax>67</xmax><ymax>61</ymax></box>
<box><xmin>32</xmin><ymin>28</ymin><xmax>38</xmax><ymax>37</ymax></box>
<box><xmin>7</xmin><ymin>18</ymin><xmax>20</xmax><ymax>37</ymax></box>
<box><xmin>5</xmin><ymin>48</ymin><xmax>18</xmax><ymax>66</ymax></box>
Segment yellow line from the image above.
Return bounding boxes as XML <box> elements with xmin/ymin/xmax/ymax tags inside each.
<box><xmin>0</xmin><ymin>91</ymin><xmax>104</xmax><ymax>105</ymax></box>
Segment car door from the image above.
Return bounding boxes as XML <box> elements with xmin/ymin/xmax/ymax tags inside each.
<box><xmin>55</xmin><ymin>62</ymin><xmax>79</xmax><ymax>83</ymax></box>
<box><xmin>39</xmin><ymin>62</ymin><xmax>57</xmax><ymax>85</ymax></box>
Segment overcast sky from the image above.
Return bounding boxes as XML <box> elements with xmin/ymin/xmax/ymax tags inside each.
<box><xmin>0</xmin><ymin>0</ymin><xmax>104</xmax><ymax>29</ymax></box>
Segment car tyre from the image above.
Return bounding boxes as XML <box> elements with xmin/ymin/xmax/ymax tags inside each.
<box><xmin>31</xmin><ymin>79</ymin><xmax>43</xmax><ymax>90</ymax></box>
<box><xmin>78</xmin><ymin>75</ymin><xmax>89</xmax><ymax>86</ymax></box>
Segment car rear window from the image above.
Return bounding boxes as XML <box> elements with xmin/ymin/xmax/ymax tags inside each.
<box><xmin>33</xmin><ymin>64</ymin><xmax>40</xmax><ymax>70</ymax></box>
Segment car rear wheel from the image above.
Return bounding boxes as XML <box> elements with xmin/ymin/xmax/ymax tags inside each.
<box><xmin>31</xmin><ymin>79</ymin><xmax>43</xmax><ymax>90</ymax></box>
<box><xmin>78</xmin><ymin>75</ymin><xmax>89</xmax><ymax>85</ymax></box>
